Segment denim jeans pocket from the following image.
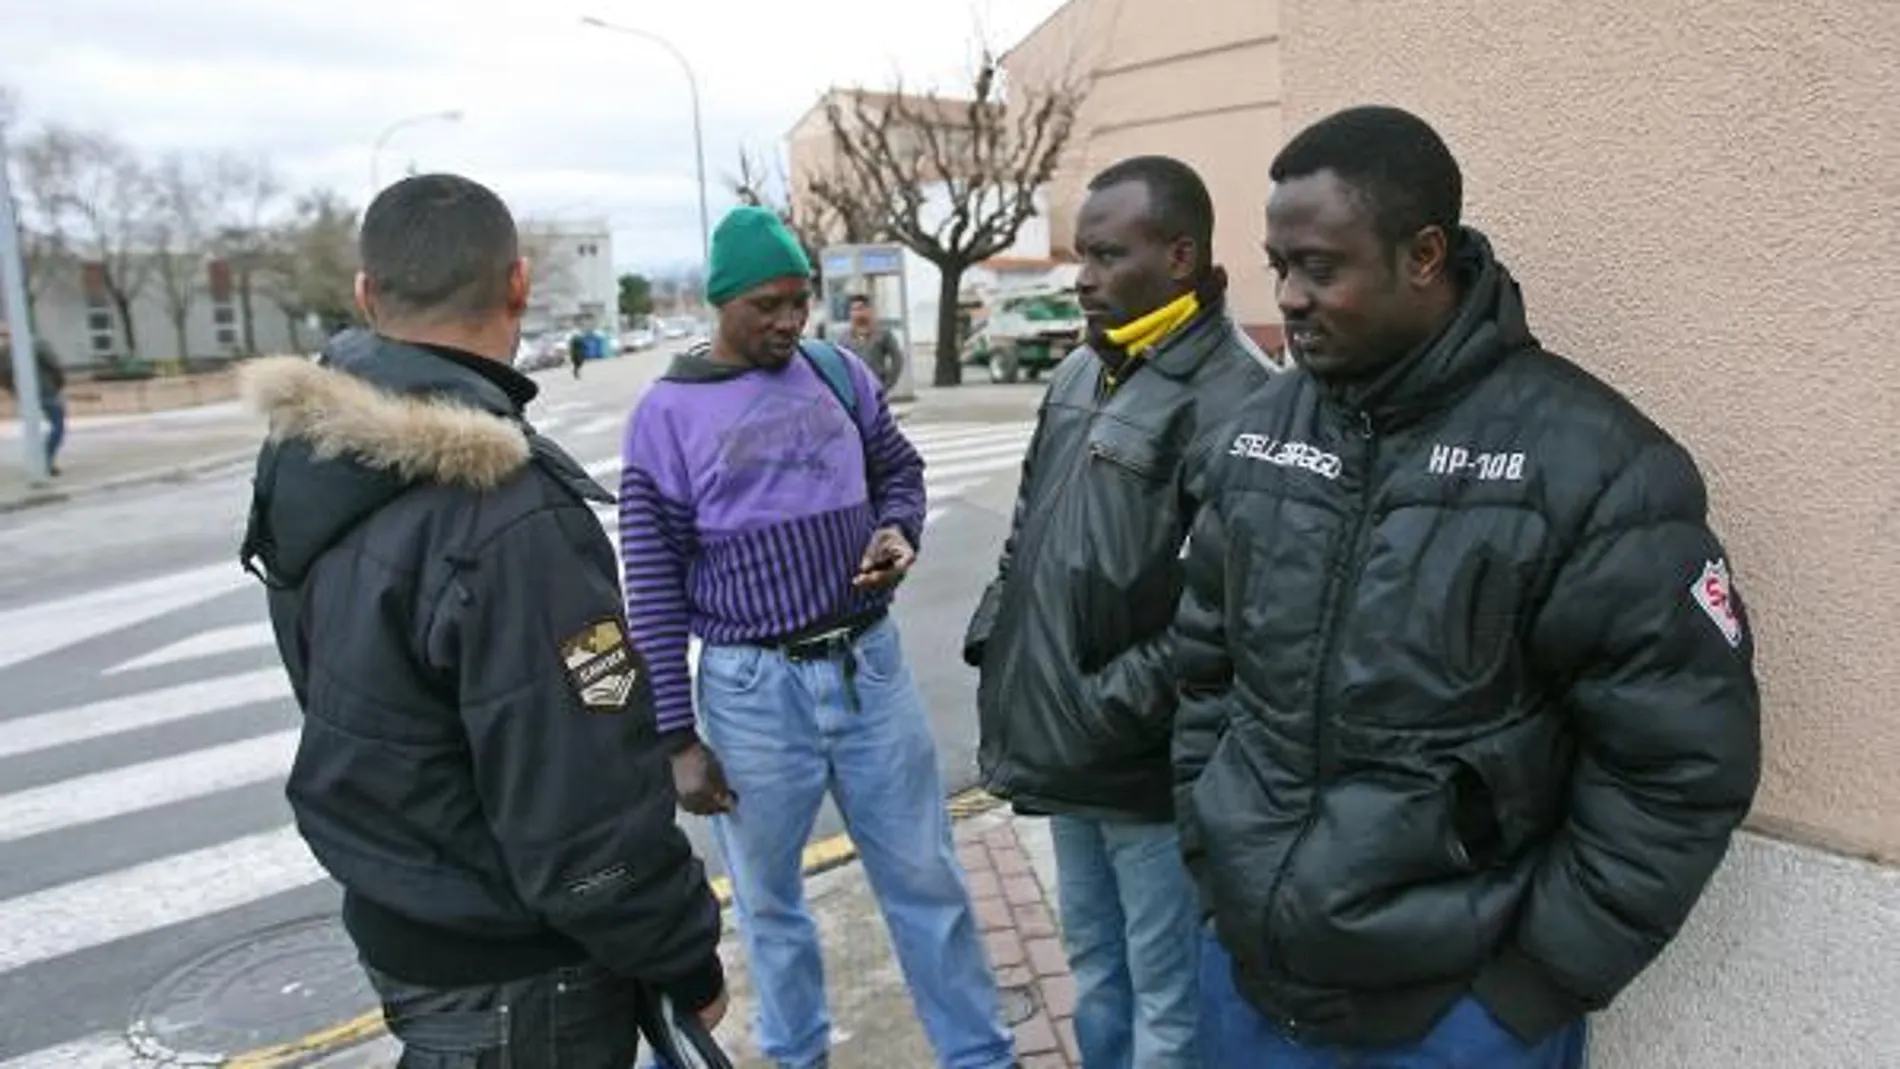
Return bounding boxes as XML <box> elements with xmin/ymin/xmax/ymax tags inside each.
<box><xmin>548</xmin><ymin>964</ymin><xmax>645</xmax><ymax>1062</ymax></box>
<box><xmin>388</xmin><ymin>1007</ymin><xmax>510</xmax><ymax>1068</ymax></box>
<box><xmin>699</xmin><ymin>645</ymin><xmax>767</xmax><ymax>694</ymax></box>
<box><xmin>850</xmin><ymin>621</ymin><xmax>906</xmax><ymax>684</ymax></box>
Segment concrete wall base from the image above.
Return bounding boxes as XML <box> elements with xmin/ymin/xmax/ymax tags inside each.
<box><xmin>1593</xmin><ymin>831</ymin><xmax>1899</xmax><ymax>1067</ymax></box>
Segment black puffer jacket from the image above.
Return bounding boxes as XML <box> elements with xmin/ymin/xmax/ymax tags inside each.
<box><xmin>965</xmin><ymin>300</ymin><xmax>1272</xmax><ymax>821</ymax></box>
<box><xmin>1174</xmin><ymin>231</ymin><xmax>1761</xmax><ymax>1046</ymax></box>
<box><xmin>238</xmin><ymin>336</ymin><xmax>722</xmax><ymax>1007</ymax></box>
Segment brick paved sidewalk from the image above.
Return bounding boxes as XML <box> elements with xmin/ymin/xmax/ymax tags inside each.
<box><xmin>315</xmin><ymin>805</ymin><xmax>1078</xmax><ymax>1069</ymax></box>
<box><xmin>959</xmin><ymin>815</ymin><xmax>1081</xmax><ymax>1068</ymax></box>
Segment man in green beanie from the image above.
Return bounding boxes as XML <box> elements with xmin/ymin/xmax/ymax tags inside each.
<box><xmin>618</xmin><ymin>206</ymin><xmax>1018</xmax><ymax>1069</ymax></box>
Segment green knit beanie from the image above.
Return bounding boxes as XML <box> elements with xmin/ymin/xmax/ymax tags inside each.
<box><xmin>704</xmin><ymin>206</ymin><xmax>813</xmax><ymax>306</ymax></box>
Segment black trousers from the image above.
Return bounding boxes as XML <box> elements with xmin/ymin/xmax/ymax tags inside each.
<box><xmin>365</xmin><ymin>961</ymin><xmax>647</xmax><ymax>1069</ymax></box>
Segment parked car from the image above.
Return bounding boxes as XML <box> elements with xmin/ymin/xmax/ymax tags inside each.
<box><xmin>513</xmin><ymin>332</ymin><xmax>566</xmax><ymax>373</ymax></box>
<box><xmin>961</xmin><ymin>286</ymin><xmax>1085</xmax><ymax>383</ymax></box>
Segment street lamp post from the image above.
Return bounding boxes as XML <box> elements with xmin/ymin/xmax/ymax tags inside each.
<box><xmin>0</xmin><ymin>116</ymin><xmax>50</xmax><ymax>485</ymax></box>
<box><xmin>369</xmin><ymin>110</ymin><xmax>465</xmax><ymax>196</ymax></box>
<box><xmin>580</xmin><ymin>16</ymin><xmax>710</xmax><ymax>274</ymax></box>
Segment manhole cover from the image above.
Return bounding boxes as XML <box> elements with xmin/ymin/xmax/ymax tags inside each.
<box><xmin>129</xmin><ymin>914</ymin><xmax>375</xmax><ymax>1065</ymax></box>
<box><xmin>998</xmin><ymin>984</ymin><xmax>1039</xmax><ymax>1026</ymax></box>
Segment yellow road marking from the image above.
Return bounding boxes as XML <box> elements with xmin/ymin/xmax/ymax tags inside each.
<box><xmin>222</xmin><ymin>1009</ymin><xmax>385</xmax><ymax>1068</ymax></box>
<box><xmin>220</xmin><ymin>789</ymin><xmax>1001</xmax><ymax>1064</ymax></box>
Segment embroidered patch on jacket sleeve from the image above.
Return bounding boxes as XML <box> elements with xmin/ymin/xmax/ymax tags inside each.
<box><xmin>1690</xmin><ymin>558</ymin><xmax>1744</xmax><ymax>648</ymax></box>
<box><xmin>559</xmin><ymin>617</ymin><xmax>644</xmax><ymax>712</ymax></box>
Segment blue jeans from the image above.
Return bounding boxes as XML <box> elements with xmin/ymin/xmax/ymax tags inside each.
<box><xmin>696</xmin><ymin>618</ymin><xmax>1014</xmax><ymax>1069</ymax></box>
<box><xmin>1198</xmin><ymin>929</ymin><xmax>1588</xmax><ymax>1068</ymax></box>
<box><xmin>41</xmin><ymin>397</ymin><xmax>64</xmax><ymax>469</ymax></box>
<box><xmin>1051</xmin><ymin>816</ymin><xmax>1202</xmax><ymax>1068</ymax></box>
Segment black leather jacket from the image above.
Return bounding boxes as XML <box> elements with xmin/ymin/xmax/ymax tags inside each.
<box><xmin>965</xmin><ymin>301</ymin><xmax>1273</xmax><ymax>821</ymax></box>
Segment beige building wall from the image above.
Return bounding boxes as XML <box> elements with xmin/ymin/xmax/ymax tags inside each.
<box><xmin>1273</xmin><ymin>1</ymin><xmax>1900</xmax><ymax>1063</ymax></box>
<box><xmin>1004</xmin><ymin>0</ymin><xmax>1285</xmax><ymax>345</ymax></box>
<box><xmin>785</xmin><ymin>100</ymin><xmax>840</xmax><ymax>223</ymax></box>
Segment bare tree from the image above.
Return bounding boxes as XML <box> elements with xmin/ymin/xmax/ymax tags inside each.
<box><xmin>257</xmin><ymin>189</ymin><xmax>358</xmax><ymax>351</ymax></box>
<box><xmin>9</xmin><ymin>133</ymin><xmax>72</xmax><ymax>320</ymax></box>
<box><xmin>151</xmin><ymin>152</ymin><xmax>247</xmax><ymax>362</ymax></box>
<box><xmin>811</xmin><ymin>60</ymin><xmax>1082</xmax><ymax>385</ymax></box>
<box><xmin>53</xmin><ymin>129</ymin><xmax>158</xmax><ymax>361</ymax></box>
<box><xmin>212</xmin><ymin>157</ymin><xmax>283</xmax><ymax>353</ymax></box>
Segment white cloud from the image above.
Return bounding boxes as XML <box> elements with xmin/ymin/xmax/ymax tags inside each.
<box><xmin>0</xmin><ymin>0</ymin><xmax>1069</xmax><ymax>271</ymax></box>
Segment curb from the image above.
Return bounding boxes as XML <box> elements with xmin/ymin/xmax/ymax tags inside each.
<box><xmin>0</xmin><ymin>449</ymin><xmax>256</xmax><ymax>515</ymax></box>
<box><xmin>254</xmin><ymin>788</ymin><xmax>1007</xmax><ymax>1067</ymax></box>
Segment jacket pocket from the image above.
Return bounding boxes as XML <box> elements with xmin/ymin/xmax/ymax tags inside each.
<box><xmin>1270</xmin><ymin>768</ymin><xmax>1495</xmax><ymax>987</ymax></box>
<box><xmin>1075</xmin><ymin>421</ymin><xmax>1185</xmax><ymax>672</ymax></box>
<box><xmin>1087</xmin><ymin>420</ymin><xmax>1177</xmax><ymax>485</ymax></box>
<box><xmin>1451</xmin><ymin>712</ymin><xmax>1572</xmax><ymax>862</ymax></box>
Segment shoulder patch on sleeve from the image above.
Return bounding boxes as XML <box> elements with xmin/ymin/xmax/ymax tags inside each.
<box><xmin>560</xmin><ymin>617</ymin><xmax>644</xmax><ymax>712</ymax></box>
<box><xmin>1690</xmin><ymin>558</ymin><xmax>1744</xmax><ymax>648</ymax></box>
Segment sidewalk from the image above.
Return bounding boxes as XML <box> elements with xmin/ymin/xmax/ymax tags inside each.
<box><xmin>314</xmin><ymin>802</ymin><xmax>1081</xmax><ymax>1069</ymax></box>
<box><xmin>902</xmin><ymin>379</ymin><xmax>1044</xmax><ymax>426</ymax></box>
<box><xmin>0</xmin><ymin>403</ymin><xmax>266</xmax><ymax>512</ymax></box>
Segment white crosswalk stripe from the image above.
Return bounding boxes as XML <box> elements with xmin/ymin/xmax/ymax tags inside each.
<box><xmin>102</xmin><ymin>620</ymin><xmax>277</xmax><ymax>675</ymax></box>
<box><xmin>0</xmin><ymin>411</ymin><xmax>1035</xmax><ymax>1065</ymax></box>
<box><xmin>0</xmin><ymin>729</ymin><xmax>298</xmax><ymax>843</ymax></box>
<box><xmin>0</xmin><ymin>826</ymin><xmax>325</xmax><ymax>975</ymax></box>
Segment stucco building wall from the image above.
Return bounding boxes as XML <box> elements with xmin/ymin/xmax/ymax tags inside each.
<box><xmin>1002</xmin><ymin>0</ymin><xmax>1900</xmax><ymax>1062</ymax></box>
<box><xmin>1004</xmin><ymin>0</ymin><xmax>1285</xmax><ymax>346</ymax></box>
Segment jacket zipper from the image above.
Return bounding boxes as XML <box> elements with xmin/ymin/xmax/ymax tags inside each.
<box><xmin>1257</xmin><ymin>408</ymin><xmax>1378</xmax><ymax>1028</ymax></box>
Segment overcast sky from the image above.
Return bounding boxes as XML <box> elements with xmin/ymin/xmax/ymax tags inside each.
<box><xmin>0</xmin><ymin>0</ymin><xmax>1069</xmax><ymax>273</ymax></box>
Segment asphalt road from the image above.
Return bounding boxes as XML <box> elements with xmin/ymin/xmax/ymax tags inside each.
<box><xmin>0</xmin><ymin>349</ymin><xmax>1032</xmax><ymax>1064</ymax></box>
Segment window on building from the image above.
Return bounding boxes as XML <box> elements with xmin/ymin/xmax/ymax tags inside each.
<box><xmin>207</xmin><ymin>259</ymin><xmax>234</xmax><ymax>303</ymax></box>
<box><xmin>216</xmin><ymin>328</ymin><xmax>238</xmax><ymax>346</ymax></box>
<box><xmin>87</xmin><ymin>311</ymin><xmax>112</xmax><ymax>332</ymax></box>
<box><xmin>81</xmin><ymin>261</ymin><xmax>109</xmax><ymax>308</ymax></box>
<box><xmin>213</xmin><ymin>306</ymin><xmax>236</xmax><ymax>326</ymax></box>
<box><xmin>90</xmin><ymin>334</ymin><xmax>115</xmax><ymax>353</ymax></box>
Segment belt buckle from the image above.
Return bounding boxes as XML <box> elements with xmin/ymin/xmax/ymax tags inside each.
<box><xmin>786</xmin><ymin>625</ymin><xmax>851</xmax><ymax>661</ymax></box>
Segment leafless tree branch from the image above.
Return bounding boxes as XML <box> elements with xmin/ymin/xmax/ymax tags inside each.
<box><xmin>817</xmin><ymin>56</ymin><xmax>1083</xmax><ymax>385</ymax></box>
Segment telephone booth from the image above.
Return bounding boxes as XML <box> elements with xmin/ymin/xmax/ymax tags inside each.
<box><xmin>819</xmin><ymin>243</ymin><xmax>915</xmax><ymax>402</ymax></box>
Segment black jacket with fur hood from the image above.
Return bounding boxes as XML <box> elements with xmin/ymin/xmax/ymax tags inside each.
<box><xmin>239</xmin><ymin>333</ymin><xmax>723</xmax><ymax>1007</ymax></box>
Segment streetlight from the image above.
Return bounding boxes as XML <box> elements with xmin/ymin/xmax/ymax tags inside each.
<box><xmin>369</xmin><ymin>109</ymin><xmax>465</xmax><ymax>195</ymax></box>
<box><xmin>580</xmin><ymin>15</ymin><xmax>710</xmax><ymax>273</ymax></box>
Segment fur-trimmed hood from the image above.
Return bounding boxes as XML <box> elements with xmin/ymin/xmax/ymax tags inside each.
<box><xmin>239</xmin><ymin>354</ymin><xmax>529</xmax><ymax>493</ymax></box>
<box><xmin>237</xmin><ymin>336</ymin><xmax>544</xmax><ymax>587</ymax></box>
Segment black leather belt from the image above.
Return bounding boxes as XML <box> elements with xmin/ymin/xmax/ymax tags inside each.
<box><xmin>773</xmin><ymin>609</ymin><xmax>888</xmax><ymax>663</ymax></box>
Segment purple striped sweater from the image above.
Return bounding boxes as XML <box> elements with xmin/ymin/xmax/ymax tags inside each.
<box><xmin>618</xmin><ymin>343</ymin><xmax>926</xmax><ymax>735</ymax></box>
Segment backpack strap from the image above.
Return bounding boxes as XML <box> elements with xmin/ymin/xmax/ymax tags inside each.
<box><xmin>798</xmin><ymin>340</ymin><xmax>859</xmax><ymax>421</ymax></box>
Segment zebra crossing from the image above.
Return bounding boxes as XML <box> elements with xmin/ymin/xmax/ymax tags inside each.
<box><xmin>0</xmin><ymin>418</ymin><xmax>1034</xmax><ymax>1066</ymax></box>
